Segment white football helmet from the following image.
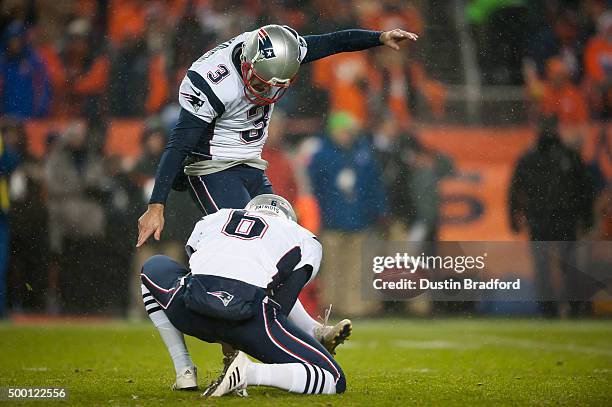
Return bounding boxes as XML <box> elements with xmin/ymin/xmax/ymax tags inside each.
<box><xmin>240</xmin><ymin>25</ymin><xmax>302</xmax><ymax>105</ymax></box>
<box><xmin>245</xmin><ymin>194</ymin><xmax>297</xmax><ymax>222</ymax></box>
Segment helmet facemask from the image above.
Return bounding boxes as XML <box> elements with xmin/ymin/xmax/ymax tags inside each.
<box><xmin>240</xmin><ymin>58</ymin><xmax>295</xmax><ymax>106</ymax></box>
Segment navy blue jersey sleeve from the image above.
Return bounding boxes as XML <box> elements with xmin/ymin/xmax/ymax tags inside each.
<box><xmin>149</xmin><ymin>108</ymin><xmax>210</xmax><ymax>205</ymax></box>
<box><xmin>302</xmin><ymin>29</ymin><xmax>383</xmax><ymax>64</ymax></box>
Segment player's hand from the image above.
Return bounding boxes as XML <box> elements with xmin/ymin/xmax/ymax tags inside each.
<box><xmin>380</xmin><ymin>29</ymin><xmax>418</xmax><ymax>51</ymax></box>
<box><xmin>137</xmin><ymin>203</ymin><xmax>165</xmax><ymax>247</ymax></box>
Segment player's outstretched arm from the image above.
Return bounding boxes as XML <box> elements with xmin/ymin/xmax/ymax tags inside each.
<box><xmin>302</xmin><ymin>28</ymin><xmax>418</xmax><ymax>64</ymax></box>
<box><xmin>379</xmin><ymin>29</ymin><xmax>419</xmax><ymax>50</ymax></box>
<box><xmin>136</xmin><ymin>109</ymin><xmax>210</xmax><ymax>247</ymax></box>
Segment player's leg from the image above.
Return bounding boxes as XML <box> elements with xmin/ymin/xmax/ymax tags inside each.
<box><xmin>254</xmin><ymin>298</ymin><xmax>346</xmax><ymax>393</ymax></box>
<box><xmin>204</xmin><ymin>350</ymin><xmax>339</xmax><ymax>396</ymax></box>
<box><xmin>246</xmin><ymin>167</ymin><xmax>274</xmax><ymax>197</ymax></box>
<box><xmin>206</xmin><ymin>297</ymin><xmax>346</xmax><ymax>396</ymax></box>
<box><xmin>288</xmin><ymin>299</ymin><xmax>320</xmax><ymax>336</ymax></box>
<box><xmin>186</xmin><ymin>167</ymin><xmax>252</xmax><ymax>215</ymax></box>
<box><xmin>140</xmin><ymin>255</ymin><xmax>197</xmax><ymax>390</ymax></box>
<box><xmin>271</xmin><ymin>256</ymin><xmax>352</xmax><ymax>354</ymax></box>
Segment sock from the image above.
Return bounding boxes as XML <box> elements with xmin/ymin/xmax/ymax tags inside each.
<box><xmin>142</xmin><ymin>284</ymin><xmax>194</xmax><ymax>376</ymax></box>
<box><xmin>246</xmin><ymin>362</ymin><xmax>336</xmax><ymax>394</ymax></box>
<box><xmin>288</xmin><ymin>299</ymin><xmax>321</xmax><ymax>337</ymax></box>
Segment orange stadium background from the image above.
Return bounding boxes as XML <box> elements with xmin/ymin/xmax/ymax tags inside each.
<box><xmin>24</xmin><ymin>121</ymin><xmax>612</xmax><ymax>243</ymax></box>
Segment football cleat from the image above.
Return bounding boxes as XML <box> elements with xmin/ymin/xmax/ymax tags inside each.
<box><xmin>172</xmin><ymin>366</ymin><xmax>198</xmax><ymax>391</ymax></box>
<box><xmin>203</xmin><ymin>351</ymin><xmax>249</xmax><ymax>397</ymax></box>
<box><xmin>314</xmin><ymin>305</ymin><xmax>352</xmax><ymax>355</ymax></box>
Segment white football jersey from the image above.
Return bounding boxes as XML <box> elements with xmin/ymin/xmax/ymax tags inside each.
<box><xmin>186</xmin><ymin>208</ymin><xmax>322</xmax><ymax>289</ymax></box>
<box><xmin>178</xmin><ymin>30</ymin><xmax>308</xmax><ymax>161</ymax></box>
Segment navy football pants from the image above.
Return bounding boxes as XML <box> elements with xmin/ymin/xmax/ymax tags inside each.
<box><xmin>186</xmin><ymin>164</ymin><xmax>273</xmax><ymax>215</ymax></box>
<box><xmin>140</xmin><ymin>255</ymin><xmax>346</xmax><ymax>392</ymax></box>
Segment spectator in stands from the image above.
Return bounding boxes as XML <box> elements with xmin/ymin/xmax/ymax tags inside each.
<box><xmin>262</xmin><ymin>111</ymin><xmax>298</xmax><ymax>205</ymax></box>
<box><xmin>3</xmin><ymin>118</ymin><xmax>48</xmax><ymax>312</ymax></box>
<box><xmin>35</xmin><ymin>33</ymin><xmax>68</xmax><ymax>118</ymax></box>
<box><xmin>308</xmin><ymin>0</ymin><xmax>358</xmax><ymax>32</ymax></box>
<box><xmin>359</xmin><ymin>0</ymin><xmax>424</xmax><ymax>37</ymax></box>
<box><xmin>526</xmin><ymin>56</ymin><xmax>589</xmax><ymax>148</ymax></box>
<box><xmin>467</xmin><ymin>0</ymin><xmax>528</xmax><ymax>84</ymax></box>
<box><xmin>107</xmin><ymin>0</ymin><xmax>146</xmax><ymax>48</ymax></box>
<box><xmin>373</xmin><ymin>116</ymin><xmax>415</xmax><ymax>236</ymax></box>
<box><xmin>372</xmin><ymin>49</ymin><xmax>411</xmax><ymax>127</ymax></box>
<box><xmin>0</xmin><ymin>21</ymin><xmax>50</xmax><ymax>119</ymax></box>
<box><xmin>33</xmin><ymin>1</ymin><xmax>103</xmax><ymax>118</ymax></box>
<box><xmin>0</xmin><ymin>118</ymin><xmax>21</xmax><ymax>318</ymax></box>
<box><xmin>312</xmin><ymin>48</ymin><xmax>378</xmax><ymax>126</ymax></box>
<box><xmin>0</xmin><ymin>1</ymin><xmax>35</xmax><ymax>35</ymax></box>
<box><xmin>541</xmin><ymin>57</ymin><xmax>589</xmax><ymax>126</ymax></box>
<box><xmin>308</xmin><ymin>111</ymin><xmax>387</xmax><ymax>316</ymax></box>
<box><xmin>44</xmin><ymin>122</ymin><xmax>108</xmax><ymax>313</ymax></box>
<box><xmin>109</xmin><ymin>10</ymin><xmax>169</xmax><ymax>118</ymax></box>
<box><xmin>199</xmin><ymin>0</ymin><xmax>245</xmax><ymax>41</ymax></box>
<box><xmin>128</xmin><ymin>120</ymin><xmax>169</xmax><ymax>203</ymax></box>
<box><xmin>62</xmin><ymin>19</ymin><xmax>109</xmax><ymax>122</ymax></box>
<box><xmin>508</xmin><ymin>117</ymin><xmax>595</xmax><ymax>317</ymax></box>
<box><xmin>374</xmin><ymin>47</ymin><xmax>447</xmax><ymax>124</ymax></box>
<box><xmin>584</xmin><ymin>12</ymin><xmax>612</xmax><ymax>84</ymax></box>
<box><xmin>527</xmin><ymin>8</ymin><xmax>585</xmax><ymax>83</ymax></box>
<box><xmin>584</xmin><ymin>12</ymin><xmax>612</xmax><ymax>120</ymax></box>
<box><xmin>405</xmin><ymin>135</ymin><xmax>454</xmax><ymax>242</ymax></box>
<box><xmin>101</xmin><ymin>155</ymin><xmax>139</xmax><ymax>314</ymax></box>
<box><xmin>375</xmin><ymin>118</ymin><xmax>454</xmax><ymax>242</ymax></box>
<box><xmin>583</xmin><ymin>0</ymin><xmax>611</xmax><ymax>39</ymax></box>
<box><xmin>171</xmin><ymin>1</ymin><xmax>207</xmax><ymax>83</ymax></box>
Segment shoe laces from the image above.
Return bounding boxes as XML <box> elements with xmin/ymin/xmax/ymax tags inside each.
<box><xmin>222</xmin><ymin>351</ymin><xmax>238</xmax><ymax>368</ymax></box>
<box><xmin>318</xmin><ymin>304</ymin><xmax>333</xmax><ymax>327</ymax></box>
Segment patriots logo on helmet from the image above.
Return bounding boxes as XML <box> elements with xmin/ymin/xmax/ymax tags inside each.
<box><xmin>258</xmin><ymin>28</ymin><xmax>276</xmax><ymax>59</ymax></box>
<box><xmin>207</xmin><ymin>291</ymin><xmax>235</xmax><ymax>307</ymax></box>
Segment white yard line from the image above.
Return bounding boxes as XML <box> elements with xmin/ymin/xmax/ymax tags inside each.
<box><xmin>392</xmin><ymin>340</ymin><xmax>480</xmax><ymax>350</ymax></box>
<box><xmin>472</xmin><ymin>335</ymin><xmax>612</xmax><ymax>357</ymax></box>
<box><xmin>348</xmin><ymin>336</ymin><xmax>612</xmax><ymax>357</ymax></box>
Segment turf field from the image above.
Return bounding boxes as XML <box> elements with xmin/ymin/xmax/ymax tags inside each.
<box><xmin>1</xmin><ymin>319</ymin><xmax>611</xmax><ymax>406</ymax></box>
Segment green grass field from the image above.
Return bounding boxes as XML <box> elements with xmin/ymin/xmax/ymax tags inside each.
<box><xmin>1</xmin><ymin>319</ymin><xmax>611</xmax><ymax>406</ymax></box>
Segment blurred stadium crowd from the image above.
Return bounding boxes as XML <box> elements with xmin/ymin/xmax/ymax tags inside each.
<box><xmin>0</xmin><ymin>0</ymin><xmax>610</xmax><ymax>318</ymax></box>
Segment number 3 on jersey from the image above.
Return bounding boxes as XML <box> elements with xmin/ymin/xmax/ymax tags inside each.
<box><xmin>222</xmin><ymin>210</ymin><xmax>268</xmax><ymax>240</ymax></box>
<box><xmin>240</xmin><ymin>105</ymin><xmax>271</xmax><ymax>144</ymax></box>
<box><xmin>207</xmin><ymin>64</ymin><xmax>230</xmax><ymax>84</ymax></box>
